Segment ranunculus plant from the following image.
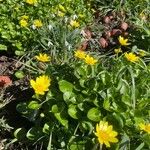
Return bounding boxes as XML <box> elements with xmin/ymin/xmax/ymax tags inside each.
<box><xmin>14</xmin><ymin>50</ymin><xmax>150</xmax><ymax>149</ymax></box>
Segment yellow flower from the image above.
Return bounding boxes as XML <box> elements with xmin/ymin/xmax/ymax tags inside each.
<box><xmin>26</xmin><ymin>0</ymin><xmax>37</xmax><ymax>5</ymax></box>
<box><xmin>57</xmin><ymin>11</ymin><xmax>65</xmax><ymax>17</ymax></box>
<box><xmin>35</xmin><ymin>53</ymin><xmax>50</xmax><ymax>62</ymax></box>
<box><xmin>33</xmin><ymin>19</ymin><xmax>43</xmax><ymax>28</ymax></box>
<box><xmin>140</xmin><ymin>11</ymin><xmax>147</xmax><ymax>21</ymax></box>
<box><xmin>114</xmin><ymin>48</ymin><xmax>122</xmax><ymax>54</ymax></box>
<box><xmin>79</xmin><ymin>14</ymin><xmax>84</xmax><ymax>18</ymax></box>
<box><xmin>19</xmin><ymin>19</ymin><xmax>28</xmax><ymax>27</ymax></box>
<box><xmin>70</xmin><ymin>20</ymin><xmax>80</xmax><ymax>28</ymax></box>
<box><xmin>95</xmin><ymin>121</ymin><xmax>118</xmax><ymax>147</ymax></box>
<box><xmin>125</xmin><ymin>52</ymin><xmax>139</xmax><ymax>62</ymax></box>
<box><xmin>118</xmin><ymin>36</ymin><xmax>130</xmax><ymax>46</ymax></box>
<box><xmin>84</xmin><ymin>55</ymin><xmax>97</xmax><ymax>65</ymax></box>
<box><xmin>21</xmin><ymin>15</ymin><xmax>29</xmax><ymax>20</ymax></box>
<box><xmin>139</xmin><ymin>123</ymin><xmax>150</xmax><ymax>134</ymax></box>
<box><xmin>74</xmin><ymin>50</ymin><xmax>86</xmax><ymax>59</ymax></box>
<box><xmin>30</xmin><ymin>75</ymin><xmax>51</xmax><ymax>95</ymax></box>
<box><xmin>58</xmin><ymin>4</ymin><xmax>66</xmax><ymax>12</ymax></box>
<box><xmin>139</xmin><ymin>50</ymin><xmax>146</xmax><ymax>57</ymax></box>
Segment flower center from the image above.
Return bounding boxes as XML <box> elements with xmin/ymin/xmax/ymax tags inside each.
<box><xmin>36</xmin><ymin>84</ymin><xmax>44</xmax><ymax>92</ymax></box>
<box><xmin>101</xmin><ymin>131</ymin><xmax>109</xmax><ymax>141</ymax></box>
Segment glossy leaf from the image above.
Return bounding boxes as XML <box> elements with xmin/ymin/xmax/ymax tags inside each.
<box><xmin>59</xmin><ymin>80</ymin><xmax>74</xmax><ymax>93</ymax></box>
<box><xmin>28</xmin><ymin>101</ymin><xmax>40</xmax><ymax>110</ymax></box>
<box><xmin>87</xmin><ymin>107</ymin><xmax>101</xmax><ymax>122</ymax></box>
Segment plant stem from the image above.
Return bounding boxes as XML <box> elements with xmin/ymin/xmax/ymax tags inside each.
<box><xmin>128</xmin><ymin>66</ymin><xmax>136</xmax><ymax>110</ymax></box>
<box><xmin>47</xmin><ymin>131</ymin><xmax>52</xmax><ymax>150</ymax></box>
<box><xmin>99</xmin><ymin>144</ymin><xmax>103</xmax><ymax>150</ymax></box>
<box><xmin>73</xmin><ymin>123</ymin><xmax>79</xmax><ymax>135</ymax></box>
<box><xmin>91</xmin><ymin>65</ymin><xmax>95</xmax><ymax>77</ymax></box>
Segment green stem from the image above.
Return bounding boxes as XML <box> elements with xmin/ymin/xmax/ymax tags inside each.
<box><xmin>91</xmin><ymin>65</ymin><xmax>95</xmax><ymax>77</ymax></box>
<box><xmin>47</xmin><ymin>131</ymin><xmax>52</xmax><ymax>150</ymax></box>
<box><xmin>40</xmin><ymin>99</ymin><xmax>49</xmax><ymax>106</ymax></box>
<box><xmin>73</xmin><ymin>123</ymin><xmax>79</xmax><ymax>135</ymax></box>
<box><xmin>128</xmin><ymin>66</ymin><xmax>136</xmax><ymax>110</ymax></box>
<box><xmin>68</xmin><ymin>123</ymin><xmax>80</xmax><ymax>145</ymax></box>
<box><xmin>99</xmin><ymin>144</ymin><xmax>103</xmax><ymax>150</ymax></box>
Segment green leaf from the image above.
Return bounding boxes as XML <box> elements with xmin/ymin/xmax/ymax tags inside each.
<box><xmin>28</xmin><ymin>101</ymin><xmax>40</xmax><ymax>110</ymax></box>
<box><xmin>14</xmin><ymin>71</ymin><xmax>25</xmax><ymax>79</ymax></box>
<box><xmin>81</xmin><ymin>121</ymin><xmax>93</xmax><ymax>133</ymax></box>
<box><xmin>26</xmin><ymin>129</ymin><xmax>35</xmax><ymax>140</ymax></box>
<box><xmin>46</xmin><ymin>91</ymin><xmax>53</xmax><ymax>100</ymax></box>
<box><xmin>26</xmin><ymin>127</ymin><xmax>43</xmax><ymax>141</ymax></box>
<box><xmin>103</xmin><ymin>98</ymin><xmax>111</xmax><ymax>111</ymax></box>
<box><xmin>14</xmin><ymin>128</ymin><xmax>26</xmax><ymax>140</ymax></box>
<box><xmin>59</xmin><ymin>80</ymin><xmax>74</xmax><ymax>93</ymax></box>
<box><xmin>63</xmin><ymin>91</ymin><xmax>73</xmax><ymax>102</ymax></box>
<box><xmin>43</xmin><ymin>123</ymin><xmax>50</xmax><ymax>134</ymax></box>
<box><xmin>85</xmin><ymin>78</ymin><xmax>97</xmax><ymax>90</ymax></box>
<box><xmin>135</xmin><ymin>143</ymin><xmax>145</xmax><ymax>150</ymax></box>
<box><xmin>74</xmin><ymin>66</ymin><xmax>86</xmax><ymax>78</ymax></box>
<box><xmin>0</xmin><ymin>44</ymin><xmax>7</xmax><ymax>51</ymax></box>
<box><xmin>100</xmin><ymin>71</ymin><xmax>111</xmax><ymax>86</ymax></box>
<box><xmin>54</xmin><ymin>113</ymin><xmax>68</xmax><ymax>129</ymax></box>
<box><xmin>68</xmin><ymin>104</ymin><xmax>78</xmax><ymax>119</ymax></box>
<box><xmin>15</xmin><ymin>42</ymin><xmax>22</xmax><ymax>50</ymax></box>
<box><xmin>51</xmin><ymin>104</ymin><xmax>59</xmax><ymax>113</ymax></box>
<box><xmin>43</xmin><ymin>122</ymin><xmax>53</xmax><ymax>134</ymax></box>
<box><xmin>15</xmin><ymin>50</ymin><xmax>25</xmax><ymax>56</ymax></box>
<box><xmin>16</xmin><ymin>102</ymin><xmax>29</xmax><ymax>114</ymax></box>
<box><xmin>1</xmin><ymin>31</ymin><xmax>11</xmax><ymax>39</ymax></box>
<box><xmin>79</xmin><ymin>79</ymin><xmax>86</xmax><ymax>88</ymax></box>
<box><xmin>143</xmin><ymin>134</ymin><xmax>150</xmax><ymax>146</ymax></box>
<box><xmin>16</xmin><ymin>102</ymin><xmax>39</xmax><ymax>122</ymax></box>
<box><xmin>87</xmin><ymin>107</ymin><xmax>101</xmax><ymax>122</ymax></box>
<box><xmin>117</xmin><ymin>79</ymin><xmax>130</xmax><ymax>94</ymax></box>
<box><xmin>112</xmin><ymin>113</ymin><xmax>124</xmax><ymax>128</ymax></box>
<box><xmin>119</xmin><ymin>133</ymin><xmax>130</xmax><ymax>150</ymax></box>
<box><xmin>121</xmin><ymin>94</ymin><xmax>131</xmax><ymax>107</ymax></box>
<box><xmin>69</xmin><ymin>141</ymin><xmax>85</xmax><ymax>150</ymax></box>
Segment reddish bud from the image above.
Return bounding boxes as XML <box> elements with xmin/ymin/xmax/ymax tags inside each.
<box><xmin>103</xmin><ymin>16</ymin><xmax>111</xmax><ymax>24</ymax></box>
<box><xmin>120</xmin><ymin>22</ymin><xmax>128</xmax><ymax>31</ymax></box>
<box><xmin>0</xmin><ymin>76</ymin><xmax>12</xmax><ymax>88</ymax></box>
<box><xmin>99</xmin><ymin>38</ymin><xmax>108</xmax><ymax>48</ymax></box>
<box><xmin>111</xmin><ymin>29</ymin><xmax>122</xmax><ymax>36</ymax></box>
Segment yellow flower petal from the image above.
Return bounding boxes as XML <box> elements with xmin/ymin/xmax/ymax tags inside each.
<box><xmin>70</xmin><ymin>20</ymin><xmax>80</xmax><ymax>28</ymax></box>
<box><xmin>95</xmin><ymin>121</ymin><xmax>118</xmax><ymax>147</ymax></box>
<box><xmin>114</xmin><ymin>48</ymin><xmax>122</xmax><ymax>54</ymax></box>
<box><xmin>35</xmin><ymin>53</ymin><xmax>50</xmax><ymax>62</ymax></box>
<box><xmin>26</xmin><ymin>0</ymin><xmax>37</xmax><ymax>5</ymax></box>
<box><xmin>30</xmin><ymin>80</ymin><xmax>36</xmax><ymax>88</ymax></box>
<box><xmin>30</xmin><ymin>75</ymin><xmax>51</xmax><ymax>95</ymax></box>
<box><xmin>19</xmin><ymin>19</ymin><xmax>28</xmax><ymax>27</ymax></box>
<box><xmin>33</xmin><ymin>19</ymin><xmax>43</xmax><ymax>28</ymax></box>
<box><xmin>125</xmin><ymin>52</ymin><xmax>139</xmax><ymax>63</ymax></box>
<box><xmin>109</xmin><ymin>137</ymin><xmax>118</xmax><ymax>144</ymax></box>
<box><xmin>74</xmin><ymin>50</ymin><xmax>86</xmax><ymax>59</ymax></box>
<box><xmin>58</xmin><ymin>4</ymin><xmax>66</xmax><ymax>12</ymax></box>
<box><xmin>104</xmin><ymin>141</ymin><xmax>110</xmax><ymax>147</ymax></box>
<box><xmin>84</xmin><ymin>55</ymin><xmax>97</xmax><ymax>65</ymax></box>
<box><xmin>139</xmin><ymin>123</ymin><xmax>150</xmax><ymax>134</ymax></box>
<box><xmin>21</xmin><ymin>15</ymin><xmax>29</xmax><ymax>20</ymax></box>
<box><xmin>118</xmin><ymin>36</ymin><xmax>130</xmax><ymax>46</ymax></box>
